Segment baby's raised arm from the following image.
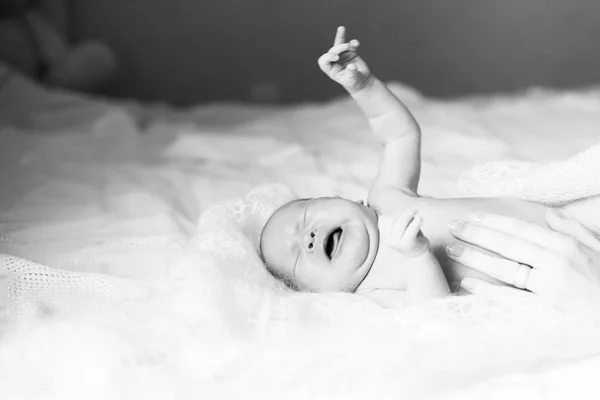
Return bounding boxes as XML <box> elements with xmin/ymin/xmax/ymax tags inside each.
<box><xmin>318</xmin><ymin>27</ymin><xmax>422</xmax><ymax>194</ymax></box>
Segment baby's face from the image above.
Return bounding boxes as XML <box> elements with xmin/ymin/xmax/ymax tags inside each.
<box><xmin>260</xmin><ymin>197</ymin><xmax>380</xmax><ymax>292</ymax></box>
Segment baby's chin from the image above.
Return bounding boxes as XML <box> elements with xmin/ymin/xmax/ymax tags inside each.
<box><xmin>343</xmin><ymin>217</ymin><xmax>381</xmax><ymax>291</ymax></box>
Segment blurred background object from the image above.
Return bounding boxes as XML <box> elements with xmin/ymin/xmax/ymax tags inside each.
<box><xmin>0</xmin><ymin>0</ymin><xmax>117</xmax><ymax>93</ymax></box>
<box><xmin>6</xmin><ymin>0</ymin><xmax>600</xmax><ymax>104</ymax></box>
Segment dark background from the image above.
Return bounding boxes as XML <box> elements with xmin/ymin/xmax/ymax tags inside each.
<box><xmin>72</xmin><ymin>0</ymin><xmax>600</xmax><ymax>104</ymax></box>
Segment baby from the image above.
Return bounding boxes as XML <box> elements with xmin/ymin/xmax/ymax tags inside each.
<box><xmin>259</xmin><ymin>27</ymin><xmax>596</xmax><ymax>309</ymax></box>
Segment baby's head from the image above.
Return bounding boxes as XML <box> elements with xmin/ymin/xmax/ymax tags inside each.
<box><xmin>259</xmin><ymin>196</ymin><xmax>380</xmax><ymax>292</ymax></box>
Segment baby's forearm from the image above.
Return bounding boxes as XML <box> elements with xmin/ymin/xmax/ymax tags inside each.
<box><xmin>355</xmin><ymin>78</ymin><xmax>422</xmax><ymax>192</ymax></box>
<box><xmin>351</xmin><ymin>77</ymin><xmax>420</xmax><ymax>142</ymax></box>
<box><xmin>406</xmin><ymin>251</ymin><xmax>450</xmax><ymax>305</ymax></box>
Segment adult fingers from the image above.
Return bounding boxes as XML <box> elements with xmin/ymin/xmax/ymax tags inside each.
<box><xmin>468</xmin><ymin>212</ymin><xmax>571</xmax><ymax>253</ymax></box>
<box><xmin>449</xmin><ymin>217</ymin><xmax>557</xmax><ymax>270</ymax></box>
<box><xmin>461</xmin><ymin>278</ymin><xmax>533</xmax><ymax>301</ymax></box>
<box><xmin>334</xmin><ymin>26</ymin><xmax>346</xmax><ymax>45</ymax></box>
<box><xmin>546</xmin><ymin>209</ymin><xmax>600</xmax><ymax>254</ymax></box>
<box><xmin>446</xmin><ymin>244</ymin><xmax>542</xmax><ymax>291</ymax></box>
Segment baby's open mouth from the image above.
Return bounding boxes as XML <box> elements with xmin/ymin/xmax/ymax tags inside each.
<box><xmin>325</xmin><ymin>227</ymin><xmax>343</xmax><ymax>260</ymax></box>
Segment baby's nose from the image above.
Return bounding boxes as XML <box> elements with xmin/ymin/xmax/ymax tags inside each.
<box><xmin>304</xmin><ymin>230</ymin><xmax>317</xmax><ymax>252</ymax></box>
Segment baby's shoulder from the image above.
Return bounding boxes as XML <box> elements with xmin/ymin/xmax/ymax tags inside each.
<box><xmin>368</xmin><ymin>185</ymin><xmax>426</xmax><ymax>214</ymax></box>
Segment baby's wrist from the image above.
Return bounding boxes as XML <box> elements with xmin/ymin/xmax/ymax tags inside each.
<box><xmin>348</xmin><ymin>75</ymin><xmax>377</xmax><ymax>96</ymax></box>
<box><xmin>399</xmin><ymin>238</ymin><xmax>432</xmax><ymax>258</ymax></box>
<box><xmin>401</xmin><ymin>247</ymin><xmax>432</xmax><ymax>259</ymax></box>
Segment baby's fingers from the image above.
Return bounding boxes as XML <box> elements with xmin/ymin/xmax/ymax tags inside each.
<box><xmin>379</xmin><ymin>209</ymin><xmax>417</xmax><ymax>247</ymax></box>
<box><xmin>348</xmin><ymin>39</ymin><xmax>360</xmax><ymax>50</ymax></box>
<box><xmin>318</xmin><ymin>52</ymin><xmax>340</xmax><ymax>70</ymax></box>
<box><xmin>403</xmin><ymin>215</ymin><xmax>423</xmax><ymax>239</ymax></box>
<box><xmin>383</xmin><ymin>209</ymin><xmax>418</xmax><ymax>237</ymax></box>
<box><xmin>334</xmin><ymin>26</ymin><xmax>346</xmax><ymax>45</ymax></box>
<box><xmin>401</xmin><ymin>216</ymin><xmax>430</xmax><ymax>257</ymax></box>
<box><xmin>345</xmin><ymin>63</ymin><xmax>358</xmax><ymax>73</ymax></box>
<box><xmin>328</xmin><ymin>43</ymin><xmax>352</xmax><ymax>56</ymax></box>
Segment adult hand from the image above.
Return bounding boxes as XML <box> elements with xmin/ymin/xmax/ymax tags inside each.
<box><xmin>445</xmin><ymin>209</ymin><xmax>600</xmax><ymax>319</ymax></box>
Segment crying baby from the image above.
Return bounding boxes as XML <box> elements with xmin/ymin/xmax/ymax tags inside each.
<box><xmin>259</xmin><ymin>27</ymin><xmax>576</xmax><ymax>309</ymax></box>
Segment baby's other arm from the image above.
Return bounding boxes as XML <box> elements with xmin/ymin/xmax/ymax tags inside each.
<box><xmin>382</xmin><ymin>210</ymin><xmax>450</xmax><ymax>304</ymax></box>
<box><xmin>405</xmin><ymin>250</ymin><xmax>449</xmax><ymax>305</ymax></box>
<box><xmin>358</xmin><ymin>246</ymin><xmax>447</xmax><ymax>309</ymax></box>
<box><xmin>358</xmin><ymin>250</ymin><xmax>447</xmax><ymax>308</ymax></box>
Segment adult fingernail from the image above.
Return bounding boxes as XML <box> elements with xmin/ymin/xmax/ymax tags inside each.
<box><xmin>448</xmin><ymin>220</ymin><xmax>465</xmax><ymax>233</ymax></box>
<box><xmin>445</xmin><ymin>244</ymin><xmax>464</xmax><ymax>257</ymax></box>
<box><xmin>461</xmin><ymin>278</ymin><xmax>476</xmax><ymax>291</ymax></box>
<box><xmin>470</xmin><ymin>213</ymin><xmax>485</xmax><ymax>223</ymax></box>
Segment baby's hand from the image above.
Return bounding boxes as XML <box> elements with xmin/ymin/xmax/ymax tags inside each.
<box><xmin>379</xmin><ymin>209</ymin><xmax>430</xmax><ymax>258</ymax></box>
<box><xmin>317</xmin><ymin>26</ymin><xmax>373</xmax><ymax>94</ymax></box>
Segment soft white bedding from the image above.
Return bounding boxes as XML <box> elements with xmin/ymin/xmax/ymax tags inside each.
<box><xmin>2</xmin><ymin>69</ymin><xmax>600</xmax><ymax>399</ymax></box>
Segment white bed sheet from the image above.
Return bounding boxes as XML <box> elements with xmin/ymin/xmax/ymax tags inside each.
<box><xmin>2</xmin><ymin>70</ymin><xmax>600</xmax><ymax>399</ymax></box>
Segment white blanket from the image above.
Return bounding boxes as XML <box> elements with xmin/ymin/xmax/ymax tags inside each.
<box><xmin>2</xmin><ymin>69</ymin><xmax>600</xmax><ymax>399</ymax></box>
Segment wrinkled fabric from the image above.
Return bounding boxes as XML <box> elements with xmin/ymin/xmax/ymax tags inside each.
<box><xmin>2</xmin><ymin>71</ymin><xmax>600</xmax><ymax>399</ymax></box>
